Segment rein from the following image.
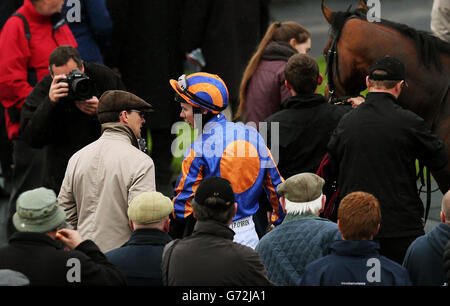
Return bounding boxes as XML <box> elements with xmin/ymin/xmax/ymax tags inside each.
<box><xmin>326</xmin><ymin>14</ymin><xmax>360</xmax><ymax>104</ymax></box>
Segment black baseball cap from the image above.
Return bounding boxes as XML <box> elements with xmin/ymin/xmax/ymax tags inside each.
<box><xmin>194</xmin><ymin>177</ymin><xmax>235</xmax><ymax>207</ymax></box>
<box><xmin>369</xmin><ymin>57</ymin><xmax>406</xmax><ymax>81</ymax></box>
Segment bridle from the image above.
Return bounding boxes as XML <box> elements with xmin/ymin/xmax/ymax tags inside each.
<box><xmin>325</xmin><ymin>14</ymin><xmax>361</xmax><ymax>104</ymax></box>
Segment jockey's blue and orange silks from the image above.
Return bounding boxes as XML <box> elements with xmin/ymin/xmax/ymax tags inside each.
<box><xmin>172</xmin><ymin>113</ymin><xmax>286</xmax><ymax>226</ymax></box>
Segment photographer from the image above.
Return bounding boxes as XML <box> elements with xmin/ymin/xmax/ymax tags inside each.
<box><xmin>20</xmin><ymin>46</ymin><xmax>125</xmax><ymax>196</ymax></box>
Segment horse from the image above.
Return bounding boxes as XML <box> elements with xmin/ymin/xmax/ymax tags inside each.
<box><xmin>321</xmin><ymin>0</ymin><xmax>450</xmax><ymax>194</ymax></box>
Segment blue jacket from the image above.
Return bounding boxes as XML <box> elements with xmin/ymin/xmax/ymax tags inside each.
<box><xmin>105</xmin><ymin>229</ymin><xmax>172</xmax><ymax>286</ymax></box>
<box><xmin>255</xmin><ymin>213</ymin><xmax>341</xmax><ymax>285</ymax></box>
<box><xmin>62</xmin><ymin>0</ymin><xmax>112</xmax><ymax>64</ymax></box>
<box><xmin>403</xmin><ymin>223</ymin><xmax>450</xmax><ymax>286</ymax></box>
<box><xmin>173</xmin><ymin>113</ymin><xmax>285</xmax><ymax>225</ymax></box>
<box><xmin>300</xmin><ymin>240</ymin><xmax>412</xmax><ymax>286</ymax></box>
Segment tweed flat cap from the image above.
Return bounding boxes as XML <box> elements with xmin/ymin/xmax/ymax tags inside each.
<box><xmin>98</xmin><ymin>90</ymin><xmax>153</xmax><ymax>115</ymax></box>
<box><xmin>277</xmin><ymin>173</ymin><xmax>324</xmax><ymax>202</ymax></box>
<box><xmin>128</xmin><ymin>192</ymin><xmax>173</xmax><ymax>225</ymax></box>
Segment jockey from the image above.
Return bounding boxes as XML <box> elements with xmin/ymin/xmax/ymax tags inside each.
<box><xmin>169</xmin><ymin>72</ymin><xmax>285</xmax><ymax>248</ymax></box>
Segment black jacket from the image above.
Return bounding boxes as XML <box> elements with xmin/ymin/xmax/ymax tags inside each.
<box><xmin>180</xmin><ymin>0</ymin><xmax>269</xmax><ymax>103</ymax></box>
<box><xmin>162</xmin><ymin>220</ymin><xmax>273</xmax><ymax>286</ymax></box>
<box><xmin>0</xmin><ymin>232</ymin><xmax>127</xmax><ymax>286</ymax></box>
<box><xmin>106</xmin><ymin>229</ymin><xmax>172</xmax><ymax>286</ymax></box>
<box><xmin>264</xmin><ymin>93</ymin><xmax>351</xmax><ymax>178</ymax></box>
<box><xmin>327</xmin><ymin>92</ymin><xmax>448</xmax><ymax>238</ymax></box>
<box><xmin>20</xmin><ymin>62</ymin><xmax>125</xmax><ymax>194</ymax></box>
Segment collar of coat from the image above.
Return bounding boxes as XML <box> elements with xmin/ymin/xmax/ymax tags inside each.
<box><xmin>282</xmin><ymin>212</ymin><xmax>330</xmax><ymax>224</ymax></box>
<box><xmin>9</xmin><ymin>232</ymin><xmax>64</xmax><ymax>249</ymax></box>
<box><xmin>281</xmin><ymin>93</ymin><xmax>326</xmax><ymax>110</ymax></box>
<box><xmin>192</xmin><ymin>220</ymin><xmax>235</xmax><ymax>240</ymax></box>
<box><xmin>261</xmin><ymin>40</ymin><xmax>297</xmax><ymax>62</ymax></box>
<box><xmin>330</xmin><ymin>240</ymin><xmax>380</xmax><ymax>257</ymax></box>
<box><xmin>101</xmin><ymin>122</ymin><xmax>139</xmax><ymax>149</ymax></box>
<box><xmin>122</xmin><ymin>229</ymin><xmax>172</xmax><ymax>247</ymax></box>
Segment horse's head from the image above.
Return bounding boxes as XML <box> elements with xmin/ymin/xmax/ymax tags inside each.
<box><xmin>321</xmin><ymin>0</ymin><xmax>368</xmax><ymax>56</ymax></box>
<box><xmin>321</xmin><ymin>0</ymin><xmax>370</xmax><ymax>103</ymax></box>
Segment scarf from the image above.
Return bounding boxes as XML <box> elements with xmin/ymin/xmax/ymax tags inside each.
<box><xmin>101</xmin><ymin>122</ymin><xmax>139</xmax><ymax>149</ymax></box>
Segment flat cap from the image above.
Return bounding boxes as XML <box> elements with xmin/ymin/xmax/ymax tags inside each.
<box><xmin>277</xmin><ymin>173</ymin><xmax>324</xmax><ymax>202</ymax></box>
<box><xmin>98</xmin><ymin>90</ymin><xmax>153</xmax><ymax>115</ymax></box>
<box><xmin>128</xmin><ymin>192</ymin><xmax>173</xmax><ymax>225</ymax></box>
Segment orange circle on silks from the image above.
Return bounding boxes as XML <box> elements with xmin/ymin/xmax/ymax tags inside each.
<box><xmin>220</xmin><ymin>140</ymin><xmax>261</xmax><ymax>194</ymax></box>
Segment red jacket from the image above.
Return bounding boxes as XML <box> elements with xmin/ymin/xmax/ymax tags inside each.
<box><xmin>0</xmin><ymin>0</ymin><xmax>77</xmax><ymax>139</ymax></box>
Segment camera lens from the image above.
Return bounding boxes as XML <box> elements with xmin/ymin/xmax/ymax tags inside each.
<box><xmin>73</xmin><ymin>78</ymin><xmax>94</xmax><ymax>100</ymax></box>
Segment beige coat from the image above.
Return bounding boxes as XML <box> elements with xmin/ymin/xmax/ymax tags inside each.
<box><xmin>58</xmin><ymin>123</ymin><xmax>156</xmax><ymax>252</ymax></box>
<box><xmin>431</xmin><ymin>0</ymin><xmax>450</xmax><ymax>43</ymax></box>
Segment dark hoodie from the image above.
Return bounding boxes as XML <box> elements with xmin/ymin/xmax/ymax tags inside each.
<box><xmin>403</xmin><ymin>223</ymin><xmax>450</xmax><ymax>285</ymax></box>
<box><xmin>245</xmin><ymin>41</ymin><xmax>297</xmax><ymax>124</ymax></box>
<box><xmin>264</xmin><ymin>93</ymin><xmax>351</xmax><ymax>179</ymax></box>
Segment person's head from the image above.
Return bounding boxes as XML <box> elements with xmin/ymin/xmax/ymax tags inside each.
<box><xmin>277</xmin><ymin>173</ymin><xmax>326</xmax><ymax>216</ymax></box>
<box><xmin>284</xmin><ymin>54</ymin><xmax>323</xmax><ymax>95</ymax></box>
<box><xmin>441</xmin><ymin>190</ymin><xmax>450</xmax><ymax>225</ymax></box>
<box><xmin>337</xmin><ymin>192</ymin><xmax>381</xmax><ymax>240</ymax></box>
<box><xmin>49</xmin><ymin>45</ymin><xmax>84</xmax><ymax>77</ymax></box>
<box><xmin>97</xmin><ymin>90</ymin><xmax>153</xmax><ymax>138</ymax></box>
<box><xmin>169</xmin><ymin>73</ymin><xmax>229</xmax><ymax>129</ymax></box>
<box><xmin>367</xmin><ymin>57</ymin><xmax>407</xmax><ymax>99</ymax></box>
<box><xmin>31</xmin><ymin>0</ymin><xmax>65</xmax><ymax>16</ymax></box>
<box><xmin>192</xmin><ymin>177</ymin><xmax>237</xmax><ymax>226</ymax></box>
<box><xmin>127</xmin><ymin>191</ymin><xmax>173</xmax><ymax>233</ymax></box>
<box><xmin>13</xmin><ymin>187</ymin><xmax>66</xmax><ymax>239</ymax></box>
<box><xmin>236</xmin><ymin>21</ymin><xmax>311</xmax><ymax>119</ymax></box>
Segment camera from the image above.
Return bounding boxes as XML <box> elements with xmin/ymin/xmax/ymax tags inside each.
<box><xmin>57</xmin><ymin>69</ymin><xmax>96</xmax><ymax>101</ymax></box>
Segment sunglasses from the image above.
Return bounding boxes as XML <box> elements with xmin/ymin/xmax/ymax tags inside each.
<box><xmin>128</xmin><ymin>109</ymin><xmax>145</xmax><ymax>118</ymax></box>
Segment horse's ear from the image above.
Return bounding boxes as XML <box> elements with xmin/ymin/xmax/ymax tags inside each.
<box><xmin>321</xmin><ymin>0</ymin><xmax>334</xmax><ymax>24</ymax></box>
<box><xmin>357</xmin><ymin>0</ymin><xmax>369</xmax><ymax>12</ymax></box>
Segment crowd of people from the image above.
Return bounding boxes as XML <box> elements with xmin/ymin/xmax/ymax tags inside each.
<box><xmin>0</xmin><ymin>0</ymin><xmax>449</xmax><ymax>287</ymax></box>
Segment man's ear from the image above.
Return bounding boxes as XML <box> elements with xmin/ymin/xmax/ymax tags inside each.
<box><xmin>285</xmin><ymin>80</ymin><xmax>292</xmax><ymax>90</ymax></box>
<box><xmin>280</xmin><ymin>196</ymin><xmax>286</xmax><ymax>214</ymax></box>
<box><xmin>119</xmin><ymin>110</ymin><xmax>128</xmax><ymax>124</ymax></box>
<box><xmin>366</xmin><ymin>76</ymin><xmax>371</xmax><ymax>90</ymax></box>
<box><xmin>81</xmin><ymin>63</ymin><xmax>85</xmax><ymax>74</ymax></box>
<box><xmin>163</xmin><ymin>217</ymin><xmax>171</xmax><ymax>233</ymax></box>
<box><xmin>374</xmin><ymin>223</ymin><xmax>381</xmax><ymax>236</ymax></box>
<box><xmin>337</xmin><ymin>219</ymin><xmax>343</xmax><ymax>237</ymax></box>
<box><xmin>317</xmin><ymin>73</ymin><xmax>324</xmax><ymax>86</ymax></box>
<box><xmin>129</xmin><ymin>220</ymin><xmax>134</xmax><ymax>231</ymax></box>
<box><xmin>320</xmin><ymin>194</ymin><xmax>326</xmax><ymax>213</ymax></box>
<box><xmin>233</xmin><ymin>203</ymin><xmax>238</xmax><ymax>218</ymax></box>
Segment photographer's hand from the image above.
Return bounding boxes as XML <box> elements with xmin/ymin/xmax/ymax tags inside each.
<box><xmin>75</xmin><ymin>96</ymin><xmax>99</xmax><ymax>116</ymax></box>
<box><xmin>49</xmin><ymin>74</ymin><xmax>69</xmax><ymax>104</ymax></box>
